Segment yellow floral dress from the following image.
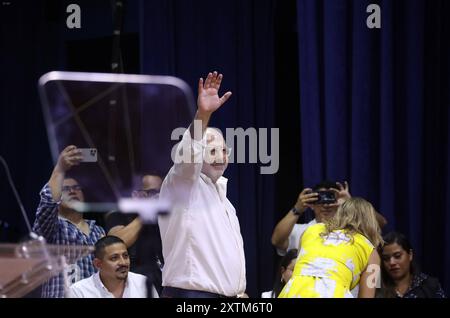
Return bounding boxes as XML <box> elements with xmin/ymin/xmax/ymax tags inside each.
<box><xmin>278</xmin><ymin>223</ymin><xmax>374</xmax><ymax>298</ymax></box>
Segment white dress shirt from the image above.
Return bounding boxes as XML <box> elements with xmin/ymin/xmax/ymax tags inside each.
<box><xmin>158</xmin><ymin>131</ymin><xmax>246</xmax><ymax>297</ymax></box>
<box><xmin>261</xmin><ymin>290</ymin><xmax>275</xmax><ymax>298</ymax></box>
<box><xmin>68</xmin><ymin>272</ymin><xmax>148</xmax><ymax>298</ymax></box>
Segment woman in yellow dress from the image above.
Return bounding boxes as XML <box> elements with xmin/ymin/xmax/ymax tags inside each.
<box><xmin>279</xmin><ymin>197</ymin><xmax>382</xmax><ymax>298</ymax></box>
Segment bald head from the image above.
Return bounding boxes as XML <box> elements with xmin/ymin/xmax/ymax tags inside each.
<box><xmin>142</xmin><ymin>175</ymin><xmax>162</xmax><ymax>191</ymax></box>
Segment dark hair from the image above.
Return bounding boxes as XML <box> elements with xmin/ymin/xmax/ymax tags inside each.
<box><xmin>94</xmin><ymin>236</ymin><xmax>126</xmax><ymax>259</ymax></box>
<box><xmin>383</xmin><ymin>232</ymin><xmax>412</xmax><ymax>251</ymax></box>
<box><xmin>378</xmin><ymin>232</ymin><xmax>418</xmax><ymax>297</ymax></box>
<box><xmin>312</xmin><ymin>180</ymin><xmax>340</xmax><ymax>192</ymax></box>
<box><xmin>142</xmin><ymin>171</ymin><xmax>164</xmax><ymax>180</ymax></box>
<box><xmin>63</xmin><ymin>175</ymin><xmax>79</xmax><ymax>183</ymax></box>
<box><xmin>272</xmin><ymin>249</ymin><xmax>298</xmax><ymax>298</ymax></box>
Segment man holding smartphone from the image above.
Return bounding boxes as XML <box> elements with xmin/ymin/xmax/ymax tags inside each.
<box><xmin>32</xmin><ymin>145</ymin><xmax>105</xmax><ymax>298</ymax></box>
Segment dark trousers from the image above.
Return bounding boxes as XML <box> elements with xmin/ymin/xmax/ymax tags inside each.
<box><xmin>161</xmin><ymin>286</ymin><xmax>232</xmax><ymax>298</ymax></box>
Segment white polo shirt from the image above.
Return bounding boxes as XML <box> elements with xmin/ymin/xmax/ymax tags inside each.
<box><xmin>68</xmin><ymin>272</ymin><xmax>148</xmax><ymax>298</ymax></box>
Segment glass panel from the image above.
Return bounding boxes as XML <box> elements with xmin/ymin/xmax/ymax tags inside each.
<box><xmin>39</xmin><ymin>72</ymin><xmax>195</xmax><ymax>210</ymax></box>
<box><xmin>0</xmin><ymin>241</ymin><xmax>94</xmax><ymax>298</ymax></box>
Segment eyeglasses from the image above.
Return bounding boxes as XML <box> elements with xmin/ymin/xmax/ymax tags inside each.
<box><xmin>205</xmin><ymin>146</ymin><xmax>232</xmax><ymax>157</ymax></box>
<box><xmin>62</xmin><ymin>185</ymin><xmax>82</xmax><ymax>192</ymax></box>
<box><xmin>131</xmin><ymin>189</ymin><xmax>160</xmax><ymax>198</ymax></box>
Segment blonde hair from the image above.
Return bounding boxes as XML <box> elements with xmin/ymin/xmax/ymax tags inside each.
<box><xmin>321</xmin><ymin>197</ymin><xmax>383</xmax><ymax>247</ymax></box>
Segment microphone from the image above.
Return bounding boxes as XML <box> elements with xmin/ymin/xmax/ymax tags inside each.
<box><xmin>0</xmin><ymin>156</ymin><xmax>39</xmax><ymax>239</ymax></box>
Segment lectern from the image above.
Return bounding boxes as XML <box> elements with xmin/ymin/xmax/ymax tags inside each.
<box><xmin>0</xmin><ymin>238</ymin><xmax>93</xmax><ymax>298</ymax></box>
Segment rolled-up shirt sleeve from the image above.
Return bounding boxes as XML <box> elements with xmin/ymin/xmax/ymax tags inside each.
<box><xmin>162</xmin><ymin>129</ymin><xmax>207</xmax><ymax>205</ymax></box>
<box><xmin>32</xmin><ymin>183</ymin><xmax>60</xmax><ymax>242</ymax></box>
<box><xmin>172</xmin><ymin>129</ymin><xmax>206</xmax><ymax>180</ymax></box>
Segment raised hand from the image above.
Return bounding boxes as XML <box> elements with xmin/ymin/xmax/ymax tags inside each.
<box><xmin>55</xmin><ymin>145</ymin><xmax>82</xmax><ymax>173</ymax></box>
<box><xmin>330</xmin><ymin>181</ymin><xmax>351</xmax><ymax>207</ymax></box>
<box><xmin>336</xmin><ymin>181</ymin><xmax>351</xmax><ymax>203</ymax></box>
<box><xmin>197</xmin><ymin>71</ymin><xmax>232</xmax><ymax>115</ymax></box>
<box><xmin>294</xmin><ymin>188</ymin><xmax>318</xmax><ymax>213</ymax></box>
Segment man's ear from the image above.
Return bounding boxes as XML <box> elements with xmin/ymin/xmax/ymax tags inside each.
<box><xmin>93</xmin><ymin>258</ymin><xmax>102</xmax><ymax>270</ymax></box>
<box><xmin>409</xmin><ymin>249</ymin><xmax>413</xmax><ymax>262</ymax></box>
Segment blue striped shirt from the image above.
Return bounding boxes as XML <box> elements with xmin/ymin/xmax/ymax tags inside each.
<box><xmin>32</xmin><ymin>184</ymin><xmax>105</xmax><ymax>298</ymax></box>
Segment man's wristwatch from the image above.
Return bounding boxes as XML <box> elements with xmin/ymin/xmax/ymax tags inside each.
<box><xmin>291</xmin><ymin>206</ymin><xmax>302</xmax><ymax>216</ymax></box>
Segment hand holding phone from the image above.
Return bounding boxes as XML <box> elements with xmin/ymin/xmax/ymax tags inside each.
<box><xmin>79</xmin><ymin>148</ymin><xmax>98</xmax><ymax>162</ymax></box>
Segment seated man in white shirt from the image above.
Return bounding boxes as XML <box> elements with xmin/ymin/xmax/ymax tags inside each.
<box><xmin>158</xmin><ymin>71</ymin><xmax>246</xmax><ymax>298</ymax></box>
<box><xmin>69</xmin><ymin>236</ymin><xmax>148</xmax><ymax>298</ymax></box>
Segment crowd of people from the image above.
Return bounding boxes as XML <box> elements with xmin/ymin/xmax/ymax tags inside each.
<box><xmin>31</xmin><ymin>71</ymin><xmax>446</xmax><ymax>298</ymax></box>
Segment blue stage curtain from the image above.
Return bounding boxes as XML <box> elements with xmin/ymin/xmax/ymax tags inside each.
<box><xmin>297</xmin><ymin>0</ymin><xmax>450</xmax><ymax>292</ymax></box>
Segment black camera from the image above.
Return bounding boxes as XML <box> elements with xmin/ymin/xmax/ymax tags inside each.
<box><xmin>314</xmin><ymin>190</ymin><xmax>336</xmax><ymax>205</ymax></box>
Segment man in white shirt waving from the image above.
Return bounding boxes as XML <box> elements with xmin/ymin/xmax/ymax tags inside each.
<box><xmin>69</xmin><ymin>236</ymin><xmax>148</xmax><ymax>298</ymax></box>
<box><xmin>159</xmin><ymin>71</ymin><xmax>246</xmax><ymax>298</ymax></box>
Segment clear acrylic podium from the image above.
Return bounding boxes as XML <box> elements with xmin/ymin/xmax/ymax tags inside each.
<box><xmin>0</xmin><ymin>239</ymin><xmax>93</xmax><ymax>298</ymax></box>
<box><xmin>34</xmin><ymin>71</ymin><xmax>196</xmax><ymax>297</ymax></box>
<box><xmin>38</xmin><ymin>71</ymin><xmax>195</xmax><ymax>206</ymax></box>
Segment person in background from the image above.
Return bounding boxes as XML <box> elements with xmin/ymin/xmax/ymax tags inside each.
<box><xmin>104</xmin><ymin>173</ymin><xmax>164</xmax><ymax>296</ymax></box>
<box><xmin>69</xmin><ymin>236</ymin><xmax>148</xmax><ymax>298</ymax></box>
<box><xmin>377</xmin><ymin>231</ymin><xmax>446</xmax><ymax>298</ymax></box>
<box><xmin>261</xmin><ymin>249</ymin><xmax>298</xmax><ymax>298</ymax></box>
<box><xmin>272</xmin><ymin>181</ymin><xmax>387</xmax><ymax>256</ymax></box>
<box><xmin>33</xmin><ymin>146</ymin><xmax>105</xmax><ymax>298</ymax></box>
